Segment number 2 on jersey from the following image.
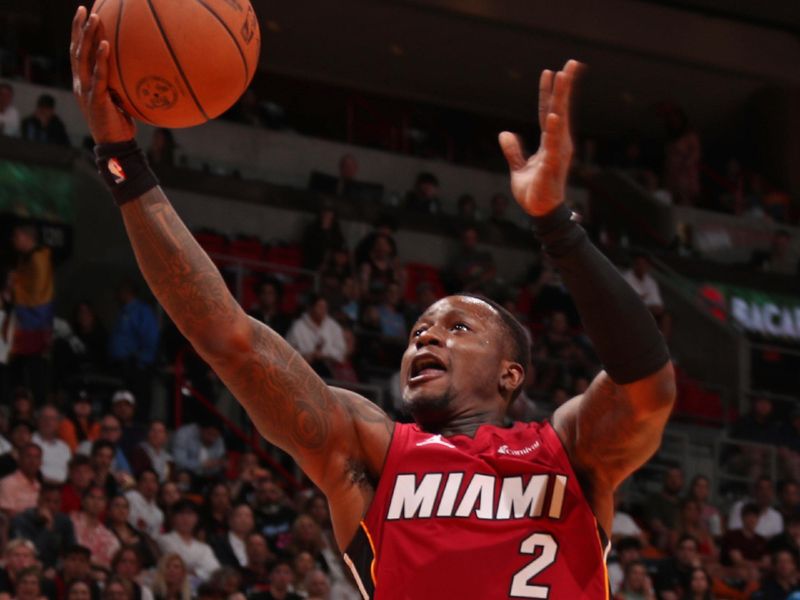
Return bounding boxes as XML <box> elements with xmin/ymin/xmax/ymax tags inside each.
<box><xmin>510</xmin><ymin>532</ymin><xmax>558</xmax><ymax>599</ymax></box>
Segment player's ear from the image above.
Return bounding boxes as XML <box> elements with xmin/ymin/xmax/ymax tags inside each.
<box><xmin>499</xmin><ymin>361</ymin><xmax>525</xmax><ymax>398</ymax></box>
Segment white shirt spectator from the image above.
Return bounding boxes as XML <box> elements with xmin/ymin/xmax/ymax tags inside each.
<box><xmin>623</xmin><ymin>269</ymin><xmax>663</xmax><ymax>309</ymax></box>
<box><xmin>125</xmin><ymin>489</ymin><xmax>164</xmax><ymax>537</ymax></box>
<box><xmin>228</xmin><ymin>531</ymin><xmax>247</xmax><ymax>567</ymax></box>
<box><xmin>0</xmin><ymin>104</ymin><xmax>20</xmax><ymax>137</ymax></box>
<box><xmin>286</xmin><ymin>313</ymin><xmax>346</xmax><ymax>364</ymax></box>
<box><xmin>0</xmin><ymin>435</ymin><xmax>11</xmax><ymax>455</ymax></box>
<box><xmin>158</xmin><ymin>531</ymin><xmax>220</xmax><ymax>582</ymax></box>
<box><xmin>727</xmin><ymin>499</ymin><xmax>784</xmax><ymax>538</ymax></box>
<box><xmin>32</xmin><ymin>433</ymin><xmax>71</xmax><ymax>483</ymax></box>
<box><xmin>612</xmin><ymin>510</ymin><xmax>642</xmax><ymax>538</ymax></box>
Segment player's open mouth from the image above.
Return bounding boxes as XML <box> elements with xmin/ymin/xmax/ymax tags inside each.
<box><xmin>409</xmin><ymin>354</ymin><xmax>447</xmax><ymax>383</ymax></box>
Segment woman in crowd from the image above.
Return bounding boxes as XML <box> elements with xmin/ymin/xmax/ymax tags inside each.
<box><xmin>10</xmin><ymin>567</ymin><xmax>46</xmax><ymax>600</ymax></box>
<box><xmin>58</xmin><ymin>392</ymin><xmax>100</xmax><ymax>453</ymax></box>
<box><xmin>103</xmin><ymin>577</ymin><xmax>134</xmax><ymax>600</ymax></box>
<box><xmin>111</xmin><ymin>547</ymin><xmax>154</xmax><ymax>600</ymax></box>
<box><xmin>151</xmin><ymin>555</ymin><xmax>191</xmax><ymax>600</ymax></box>
<box><xmin>687</xmin><ymin>475</ymin><xmax>723</xmax><ymax>539</ymax></box>
<box><xmin>107</xmin><ymin>496</ymin><xmax>161</xmax><ymax>569</ymax></box>
<box><xmin>687</xmin><ymin>568</ymin><xmax>716</xmax><ymax>600</ymax></box>
<box><xmin>669</xmin><ymin>499</ymin><xmax>718</xmax><ymax>561</ymax></box>
<box><xmin>158</xmin><ymin>482</ymin><xmax>183</xmax><ymax>531</ymax></box>
<box><xmin>614</xmin><ymin>561</ymin><xmax>656</xmax><ymax>600</ymax></box>
<box><xmin>64</xmin><ymin>580</ymin><xmax>93</xmax><ymax>600</ymax></box>
<box><xmin>200</xmin><ymin>483</ymin><xmax>232</xmax><ymax>541</ymax></box>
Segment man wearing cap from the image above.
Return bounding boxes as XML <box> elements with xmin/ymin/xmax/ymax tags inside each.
<box><xmin>110</xmin><ymin>389</ymin><xmax>146</xmax><ymax>458</ymax></box>
<box><xmin>158</xmin><ymin>499</ymin><xmax>220</xmax><ymax>584</ymax></box>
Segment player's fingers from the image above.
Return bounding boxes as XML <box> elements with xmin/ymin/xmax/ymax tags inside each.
<box><xmin>538</xmin><ymin>69</ymin><xmax>553</xmax><ymax>131</ymax></box>
<box><xmin>541</xmin><ymin>113</ymin><xmax>562</xmax><ymax>156</ymax></box>
<box><xmin>70</xmin><ymin>6</ymin><xmax>88</xmax><ymax>93</ymax></box>
<box><xmin>549</xmin><ymin>70</ymin><xmax>573</xmax><ymax>120</ymax></box>
<box><xmin>92</xmin><ymin>40</ymin><xmax>110</xmax><ymax>99</ymax></box>
<box><xmin>498</xmin><ymin>131</ymin><xmax>527</xmax><ymax>172</ymax></box>
<box><xmin>77</xmin><ymin>13</ymin><xmax>101</xmax><ymax>94</ymax></box>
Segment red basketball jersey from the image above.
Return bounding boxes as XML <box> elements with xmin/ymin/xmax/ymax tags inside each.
<box><xmin>343</xmin><ymin>421</ymin><xmax>610</xmax><ymax>599</ymax></box>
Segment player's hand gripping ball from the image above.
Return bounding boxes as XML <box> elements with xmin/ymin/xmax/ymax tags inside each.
<box><xmin>91</xmin><ymin>0</ymin><xmax>261</xmax><ymax>128</ymax></box>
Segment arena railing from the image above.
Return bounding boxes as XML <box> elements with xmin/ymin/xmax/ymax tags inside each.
<box><xmin>714</xmin><ymin>436</ymin><xmax>779</xmax><ymax>508</ymax></box>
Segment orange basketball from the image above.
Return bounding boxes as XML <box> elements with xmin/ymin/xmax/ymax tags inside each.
<box><xmin>91</xmin><ymin>0</ymin><xmax>260</xmax><ymax>128</ymax></box>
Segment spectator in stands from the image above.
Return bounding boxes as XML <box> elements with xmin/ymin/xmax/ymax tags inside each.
<box><xmin>777</xmin><ymin>480</ymin><xmax>800</xmax><ymax>523</ymax></box>
<box><xmin>686</xmin><ymin>474</ymin><xmax>723</xmax><ymax>538</ymax></box>
<box><xmin>257</xmin><ymin>560</ymin><xmax>301</xmax><ymax>600</ymax></box>
<box><xmin>125</xmin><ymin>469</ymin><xmax>163</xmax><ymax>537</ymax></box>
<box><xmin>58</xmin><ymin>391</ymin><xmax>100</xmax><ymax>453</ymax></box>
<box><xmin>107</xmin><ymin>494</ymin><xmax>160</xmax><ymax>569</ymax></box>
<box><xmin>622</xmin><ymin>253</ymin><xmax>670</xmax><ymax>336</ymax></box>
<box><xmin>64</xmin><ymin>579</ymin><xmax>93</xmax><ymax>600</ymax></box>
<box><xmin>686</xmin><ymin>568</ymin><xmax>714</xmax><ymax>600</ymax></box>
<box><xmin>455</xmin><ymin>194</ymin><xmax>478</xmax><ymax>226</ymax></box>
<box><xmin>151</xmin><ymin>553</ymin><xmax>191</xmax><ymax>600</ymax></box>
<box><xmin>111</xmin><ymin>546</ymin><xmax>152</xmax><ymax>600</ymax></box>
<box><xmin>56</xmin><ymin>545</ymin><xmax>96</xmax><ymax>600</ymax></box>
<box><xmin>108</xmin><ymin>281</ymin><xmax>160</xmax><ymax>420</ymax></box>
<box><xmin>608</xmin><ymin>537</ymin><xmax>644</xmax><ymax>596</ymax></box>
<box><xmin>10</xmin><ymin>565</ymin><xmax>45</xmax><ymax>600</ymax></box>
<box><xmin>721</xmin><ymin>502</ymin><xmax>768</xmax><ymax>570</ymax></box>
<box><xmin>61</xmin><ymin>454</ymin><xmax>94</xmax><ymax>514</ymax></box>
<box><xmin>330</xmin><ymin>276</ymin><xmax>360</xmax><ymax>324</ymax></box>
<box><xmin>357</xmin><ymin>233</ymin><xmax>400</xmax><ymax>302</ymax></box>
<box><xmin>377</xmin><ymin>282</ymin><xmax>406</xmax><ymax>340</ymax></box>
<box><xmin>200</xmin><ymin>482</ymin><xmax>232</xmax><ymax>541</ymax></box>
<box><xmin>354</xmin><ymin>216</ymin><xmax>398</xmax><ymax>268</ymax></box>
<box><xmin>0</xmin><ymin>419</ymin><xmax>34</xmax><ymax>478</ymax></box>
<box><xmin>80</xmin><ymin>415</ymin><xmax>134</xmax><ymax>481</ymax></box>
<box><xmin>0</xmin><ymin>540</ymin><xmax>38</xmax><ymax>597</ymax></box>
<box><xmin>644</xmin><ymin>464</ymin><xmax>684</xmax><ymax>552</ymax></box>
<box><xmin>0</xmin><ymin>83</ymin><xmax>20</xmax><ymax>137</ymax></box>
<box><xmin>9</xmin><ymin>223</ymin><xmax>54</xmax><ymax>404</ymax></box>
<box><xmin>247</xmin><ymin>278</ymin><xmax>291</xmax><ymax>338</ymax></box>
<box><xmin>661</xmin><ymin>105</ymin><xmax>701</xmax><ymax>206</ymax></box>
<box><xmin>0</xmin><ymin>442</ymin><xmax>42</xmax><ymax>517</ymax></box>
<box><xmin>239</xmin><ymin>533</ymin><xmax>271</xmax><ymax>594</ymax></box>
<box><xmin>227</xmin><ymin>88</ymin><xmax>268</xmax><ymax>128</ymax></box>
<box><xmin>111</xmin><ymin>390</ymin><xmax>146</xmax><ymax>457</ymax></box>
<box><xmin>158</xmin><ymin>500</ymin><xmax>220</xmax><ymax>585</ymax></box>
<box><xmin>753</xmin><ymin>549</ymin><xmax>800</xmax><ymax>599</ymax></box>
<box><xmin>615</xmin><ymin>561</ymin><xmax>656</xmax><ymax>600</ymax></box>
<box><xmin>211</xmin><ymin>503</ymin><xmax>255</xmax><ymax>569</ymax></box>
<box><xmin>90</xmin><ymin>439</ymin><xmax>122</xmax><ymax>499</ymax></box>
<box><xmin>286</xmin><ymin>295</ymin><xmax>346</xmax><ymax>378</ymax></box>
<box><xmin>445</xmin><ymin>225</ymin><xmax>496</xmax><ymax>295</ymax></box>
<box><xmin>611</xmin><ymin>491</ymin><xmax>643</xmax><ymax>544</ymax></box>
<box><xmin>404</xmin><ymin>172</ymin><xmax>441</xmax><ymax>214</ymax></box>
<box><xmin>10</xmin><ymin>387</ymin><xmax>36</xmax><ymax>422</ymax></box>
<box><xmin>301</xmin><ymin>205</ymin><xmax>346</xmax><ymax>271</ymax></box>
<box><xmin>33</xmin><ymin>404</ymin><xmax>71</xmax><ymax>484</ymax></box>
<box><xmin>729</xmin><ymin>477</ymin><xmax>784</xmax><ymax>539</ymax></box>
<box><xmin>669</xmin><ymin>499</ymin><xmax>717</xmax><ymax>559</ymax></box>
<box><xmin>728</xmin><ymin>396</ymin><xmax>781</xmax><ymax>479</ymax></box>
<box><xmin>71</xmin><ymin>486</ymin><xmax>120</xmax><ymax>568</ymax></box>
<box><xmin>654</xmin><ymin>534</ymin><xmax>701</xmax><ymax>599</ymax></box>
<box><xmin>308</xmin><ymin>154</ymin><xmax>366</xmax><ymax>201</ymax></box>
<box><xmin>147</xmin><ymin>129</ymin><xmax>177</xmax><ymax>168</ymax></box>
<box><xmin>250</xmin><ymin>478</ymin><xmax>296</xmax><ymax>551</ymax></box>
<box><xmin>779</xmin><ymin>410</ymin><xmax>800</xmax><ymax>483</ymax></box>
<box><xmin>21</xmin><ymin>94</ymin><xmax>69</xmax><ymax>146</ymax></box>
<box><xmin>11</xmin><ymin>482</ymin><xmax>75</xmax><ymax>569</ymax></box>
<box><xmin>751</xmin><ymin>230</ymin><xmax>796</xmax><ymax>276</ymax></box>
<box><xmin>228</xmin><ymin>452</ymin><xmax>266</xmax><ymax>504</ymax></box>
<box><xmin>172</xmin><ymin>421</ymin><xmax>226</xmax><ymax>485</ymax></box>
<box><xmin>489</xmin><ymin>193</ymin><xmax>512</xmax><ymax>227</ymax></box>
<box><xmin>130</xmin><ymin>420</ymin><xmax>173</xmax><ymax>483</ymax></box>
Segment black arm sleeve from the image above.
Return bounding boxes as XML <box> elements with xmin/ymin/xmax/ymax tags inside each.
<box><xmin>532</xmin><ymin>204</ymin><xmax>670</xmax><ymax>384</ymax></box>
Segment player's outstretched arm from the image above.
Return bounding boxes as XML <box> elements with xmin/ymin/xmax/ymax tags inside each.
<box><xmin>500</xmin><ymin>60</ymin><xmax>675</xmax><ymax>531</ymax></box>
<box><xmin>70</xmin><ymin>7</ymin><xmax>393</xmax><ymax>545</ymax></box>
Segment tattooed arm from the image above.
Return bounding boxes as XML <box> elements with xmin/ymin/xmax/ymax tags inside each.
<box><xmin>70</xmin><ymin>7</ymin><xmax>391</xmax><ymax>548</ymax></box>
<box><xmin>121</xmin><ymin>190</ymin><xmax>393</xmax><ymax>547</ymax></box>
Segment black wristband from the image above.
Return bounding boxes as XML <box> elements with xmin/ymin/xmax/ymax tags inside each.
<box><xmin>532</xmin><ymin>203</ymin><xmax>670</xmax><ymax>384</ymax></box>
<box><xmin>531</xmin><ymin>203</ymin><xmax>586</xmax><ymax>257</ymax></box>
<box><xmin>95</xmin><ymin>140</ymin><xmax>159</xmax><ymax>206</ymax></box>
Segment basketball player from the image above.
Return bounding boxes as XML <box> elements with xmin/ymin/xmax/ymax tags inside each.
<box><xmin>72</xmin><ymin>8</ymin><xmax>674</xmax><ymax>598</ymax></box>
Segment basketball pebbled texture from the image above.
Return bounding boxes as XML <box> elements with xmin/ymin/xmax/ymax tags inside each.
<box><xmin>91</xmin><ymin>0</ymin><xmax>261</xmax><ymax>128</ymax></box>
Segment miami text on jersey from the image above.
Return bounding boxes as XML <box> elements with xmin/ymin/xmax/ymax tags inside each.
<box><xmin>386</xmin><ymin>472</ymin><xmax>568</xmax><ymax>521</ymax></box>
